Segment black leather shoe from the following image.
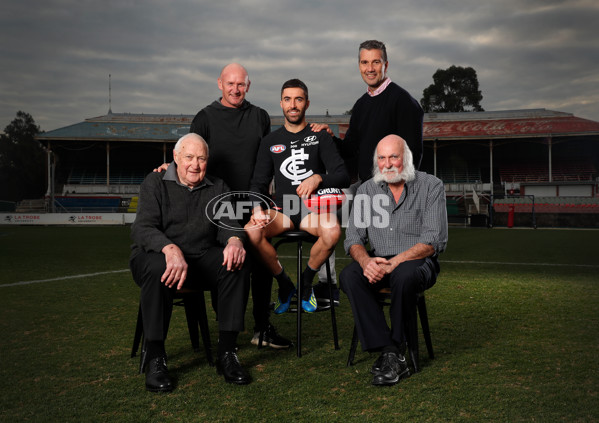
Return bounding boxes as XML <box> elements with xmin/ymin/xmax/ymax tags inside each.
<box><xmin>371</xmin><ymin>352</ymin><xmax>410</xmax><ymax>386</ymax></box>
<box><xmin>145</xmin><ymin>356</ymin><xmax>173</xmax><ymax>392</ymax></box>
<box><xmin>370</xmin><ymin>353</ymin><xmax>385</xmax><ymax>375</ymax></box>
<box><xmin>216</xmin><ymin>351</ymin><xmax>251</xmax><ymax>385</ymax></box>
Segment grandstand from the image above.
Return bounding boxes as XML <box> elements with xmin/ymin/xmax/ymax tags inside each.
<box><xmin>499</xmin><ymin>160</ymin><xmax>596</xmax><ymax>184</ymax></box>
<box><xmin>22</xmin><ymin>108</ymin><xmax>599</xmax><ymax>227</ymax></box>
<box><xmin>52</xmin><ymin>196</ymin><xmax>123</xmax><ymax>213</ymax></box>
<box><xmin>438</xmin><ymin>166</ymin><xmax>482</xmax><ymax>184</ymax></box>
<box><xmin>420</xmin><ymin>109</ymin><xmax>599</xmax><ymax>227</ymax></box>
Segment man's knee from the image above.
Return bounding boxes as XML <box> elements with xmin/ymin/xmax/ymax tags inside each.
<box><xmin>310</xmin><ymin>218</ymin><xmax>341</xmax><ymax>251</ymax></box>
<box><xmin>389</xmin><ymin>259</ymin><xmax>424</xmax><ymax>292</ymax></box>
<box><xmin>417</xmin><ymin>256</ymin><xmax>439</xmax><ymax>291</ymax></box>
<box><xmin>219</xmin><ymin>261</ymin><xmax>250</xmax><ymax>290</ymax></box>
<box><xmin>130</xmin><ymin>251</ymin><xmax>166</xmax><ymax>288</ymax></box>
<box><xmin>321</xmin><ymin>223</ymin><xmax>341</xmax><ymax>245</ymax></box>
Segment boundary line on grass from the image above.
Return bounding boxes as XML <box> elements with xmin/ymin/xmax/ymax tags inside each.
<box><xmin>2</xmin><ymin>258</ymin><xmax>597</xmax><ymax>288</ymax></box>
<box><xmin>1</xmin><ymin>269</ymin><xmax>130</xmax><ymax>288</ymax></box>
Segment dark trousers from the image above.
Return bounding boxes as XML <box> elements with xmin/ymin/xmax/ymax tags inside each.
<box><xmin>340</xmin><ymin>258</ymin><xmax>428</xmax><ymax>352</ymax></box>
<box><xmin>251</xmin><ymin>264</ymin><xmax>273</xmax><ymax>331</ymax></box>
<box><xmin>238</xmin><ymin>203</ymin><xmax>273</xmax><ymax>332</ymax></box>
<box><xmin>130</xmin><ymin>247</ymin><xmax>250</xmax><ymax>343</ymax></box>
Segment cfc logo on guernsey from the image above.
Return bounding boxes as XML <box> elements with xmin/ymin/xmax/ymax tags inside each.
<box><xmin>280</xmin><ymin>148</ymin><xmax>314</xmax><ymax>185</ymax></box>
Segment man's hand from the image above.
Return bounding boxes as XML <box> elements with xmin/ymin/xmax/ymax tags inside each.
<box><xmin>222</xmin><ymin>237</ymin><xmax>246</xmax><ymax>271</ymax></box>
<box><xmin>360</xmin><ymin>257</ymin><xmax>391</xmax><ymax>283</ymax></box>
<box><xmin>153</xmin><ymin>163</ymin><xmax>169</xmax><ymax>173</ymax></box>
<box><xmin>249</xmin><ymin>206</ymin><xmax>270</xmax><ymax>228</ymax></box>
<box><xmin>309</xmin><ymin>123</ymin><xmax>334</xmax><ymax>136</ymax></box>
<box><xmin>161</xmin><ymin>243</ymin><xmax>188</xmax><ymax>290</ymax></box>
<box><xmin>378</xmin><ymin>245</ymin><xmax>433</xmax><ymax>275</ymax></box>
<box><xmin>360</xmin><ymin>256</ymin><xmax>391</xmax><ymax>284</ymax></box>
<box><xmin>296</xmin><ymin>174</ymin><xmax>322</xmax><ymax>198</ymax></box>
<box><xmin>379</xmin><ymin>256</ymin><xmax>401</xmax><ymax>275</ymax></box>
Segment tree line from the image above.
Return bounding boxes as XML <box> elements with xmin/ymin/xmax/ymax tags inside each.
<box><xmin>0</xmin><ymin>111</ymin><xmax>45</xmax><ymax>202</ymax></box>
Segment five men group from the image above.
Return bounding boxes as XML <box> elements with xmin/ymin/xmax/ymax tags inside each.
<box><xmin>130</xmin><ymin>39</ymin><xmax>448</xmax><ymax>392</ymax></box>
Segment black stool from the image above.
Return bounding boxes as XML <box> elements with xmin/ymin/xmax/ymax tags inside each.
<box><xmin>266</xmin><ymin>231</ymin><xmax>340</xmax><ymax>357</ymax></box>
<box><xmin>347</xmin><ymin>289</ymin><xmax>434</xmax><ymax>372</ymax></box>
<box><xmin>131</xmin><ymin>287</ymin><xmax>214</xmax><ymax>373</ymax></box>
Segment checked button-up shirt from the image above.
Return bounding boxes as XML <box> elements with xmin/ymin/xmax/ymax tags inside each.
<box><xmin>343</xmin><ymin>171</ymin><xmax>448</xmax><ymax>257</ymax></box>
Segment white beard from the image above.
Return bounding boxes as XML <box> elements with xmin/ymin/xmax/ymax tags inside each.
<box><xmin>372</xmin><ymin>165</ymin><xmax>415</xmax><ymax>184</ymax></box>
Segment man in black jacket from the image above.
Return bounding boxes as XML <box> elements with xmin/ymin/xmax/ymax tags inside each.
<box><xmin>313</xmin><ymin>39</ymin><xmax>424</xmax><ymax>177</ymax></box>
<box><xmin>131</xmin><ymin>133</ymin><xmax>251</xmax><ymax>392</ymax></box>
<box><xmin>189</xmin><ymin>63</ymin><xmax>271</xmax><ymax>192</ymax></box>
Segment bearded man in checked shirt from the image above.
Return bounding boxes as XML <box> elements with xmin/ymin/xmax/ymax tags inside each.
<box><xmin>340</xmin><ymin>134</ymin><xmax>448</xmax><ymax>387</ymax></box>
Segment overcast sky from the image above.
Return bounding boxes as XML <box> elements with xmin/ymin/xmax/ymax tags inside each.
<box><xmin>2</xmin><ymin>0</ymin><xmax>598</xmax><ymax>132</ymax></box>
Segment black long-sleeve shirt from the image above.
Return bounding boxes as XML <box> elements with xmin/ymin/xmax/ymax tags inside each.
<box><xmin>190</xmin><ymin>99</ymin><xmax>271</xmax><ymax>192</ymax></box>
<box><xmin>249</xmin><ymin>125</ymin><xmax>349</xmax><ymax>205</ymax></box>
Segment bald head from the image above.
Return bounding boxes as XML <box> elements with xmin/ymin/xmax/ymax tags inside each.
<box><xmin>218</xmin><ymin>63</ymin><xmax>250</xmax><ymax>108</ymax></box>
<box><xmin>220</xmin><ymin>63</ymin><xmax>248</xmax><ymax>79</ymax></box>
<box><xmin>378</xmin><ymin>134</ymin><xmax>404</xmax><ymax>153</ymax></box>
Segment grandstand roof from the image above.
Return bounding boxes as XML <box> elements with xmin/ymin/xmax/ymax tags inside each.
<box><xmin>36</xmin><ymin>108</ymin><xmax>599</xmax><ymax>143</ymax></box>
<box><xmin>37</xmin><ymin>113</ymin><xmax>194</xmax><ymax>142</ymax></box>
<box><xmin>424</xmin><ymin>109</ymin><xmax>599</xmax><ymax>140</ymax></box>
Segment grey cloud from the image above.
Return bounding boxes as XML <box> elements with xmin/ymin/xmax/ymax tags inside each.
<box><xmin>1</xmin><ymin>0</ymin><xmax>598</xmax><ymax>131</ymax></box>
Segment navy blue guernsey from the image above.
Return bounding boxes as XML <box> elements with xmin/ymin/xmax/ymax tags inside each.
<box><xmin>249</xmin><ymin>125</ymin><xmax>349</xmax><ymax>206</ymax></box>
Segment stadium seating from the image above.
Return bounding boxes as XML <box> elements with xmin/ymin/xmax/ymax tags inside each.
<box><xmin>53</xmin><ymin>196</ymin><xmax>122</xmax><ymax>212</ymax></box>
<box><xmin>67</xmin><ymin>167</ymin><xmax>146</xmax><ymax>185</ymax></box>
<box><xmin>499</xmin><ymin>160</ymin><xmax>596</xmax><ymax>183</ymax></box>
<box><xmin>127</xmin><ymin>197</ymin><xmax>139</xmax><ymax>213</ymax></box>
<box><xmin>493</xmin><ymin>196</ymin><xmax>599</xmax><ymax>214</ymax></box>
<box><xmin>438</xmin><ymin>167</ymin><xmax>482</xmax><ymax>183</ymax></box>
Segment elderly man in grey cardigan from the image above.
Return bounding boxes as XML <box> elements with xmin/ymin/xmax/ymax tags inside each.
<box><xmin>130</xmin><ymin>133</ymin><xmax>251</xmax><ymax>392</ymax></box>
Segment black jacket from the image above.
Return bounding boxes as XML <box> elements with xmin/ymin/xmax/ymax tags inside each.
<box><xmin>190</xmin><ymin>99</ymin><xmax>271</xmax><ymax>191</ymax></box>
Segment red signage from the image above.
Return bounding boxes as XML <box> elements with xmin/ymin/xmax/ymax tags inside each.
<box><xmin>423</xmin><ymin>116</ymin><xmax>599</xmax><ymax>139</ymax></box>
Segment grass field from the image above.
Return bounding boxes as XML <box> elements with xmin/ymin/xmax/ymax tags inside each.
<box><xmin>0</xmin><ymin>226</ymin><xmax>598</xmax><ymax>422</ymax></box>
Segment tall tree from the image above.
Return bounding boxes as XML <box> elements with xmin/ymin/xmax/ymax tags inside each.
<box><xmin>0</xmin><ymin>111</ymin><xmax>45</xmax><ymax>201</ymax></box>
<box><xmin>421</xmin><ymin>66</ymin><xmax>484</xmax><ymax>113</ymax></box>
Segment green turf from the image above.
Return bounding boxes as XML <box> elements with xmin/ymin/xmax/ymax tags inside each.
<box><xmin>0</xmin><ymin>226</ymin><xmax>597</xmax><ymax>422</ymax></box>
